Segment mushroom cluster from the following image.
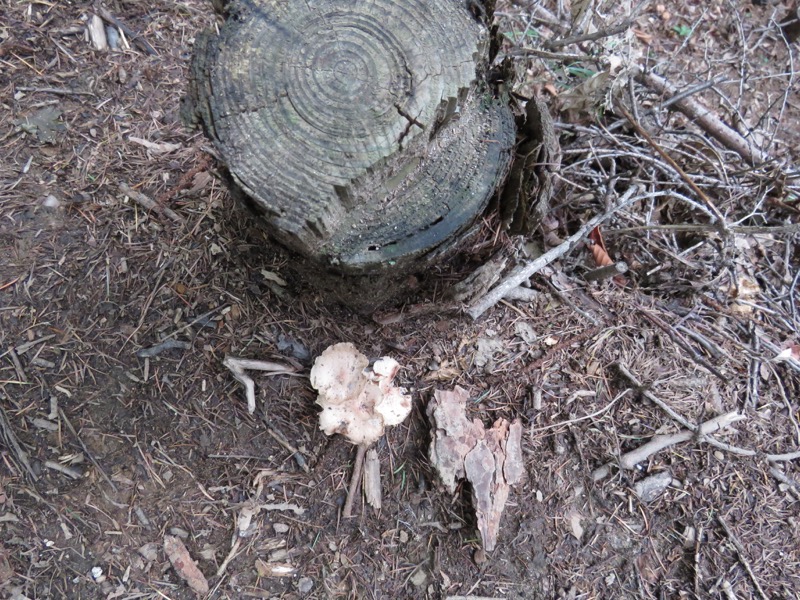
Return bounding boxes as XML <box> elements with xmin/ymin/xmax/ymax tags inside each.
<box><xmin>310</xmin><ymin>343</ymin><xmax>412</xmax><ymax>516</ymax></box>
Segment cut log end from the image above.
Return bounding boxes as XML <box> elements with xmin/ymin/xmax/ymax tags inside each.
<box><xmin>185</xmin><ymin>0</ymin><xmax>557</xmax><ymax>309</ymax></box>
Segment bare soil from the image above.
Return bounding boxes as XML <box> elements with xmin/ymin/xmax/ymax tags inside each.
<box><xmin>1</xmin><ymin>1</ymin><xmax>799</xmax><ymax>599</ymax></box>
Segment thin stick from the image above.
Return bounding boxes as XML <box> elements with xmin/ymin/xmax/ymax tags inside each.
<box><xmin>223</xmin><ymin>356</ymin><xmax>297</xmax><ymax>414</ymax></box>
<box><xmin>16</xmin><ymin>86</ymin><xmax>95</xmax><ymax>97</ymax></box>
<box><xmin>343</xmin><ymin>444</ymin><xmax>368</xmax><ymax>518</ymax></box>
<box><xmin>617</xmin><ymin>105</ymin><xmax>728</xmax><ymax>233</ymax></box>
<box><xmin>97</xmin><ymin>7</ymin><xmax>157</xmax><ymax>55</ymax></box>
<box><xmin>617</xmin><ymin>364</ymin><xmax>800</xmax><ymax>463</ymax></box>
<box><xmin>265</xmin><ymin>427</ymin><xmax>309</xmax><ymax>473</ymax></box>
<box><xmin>119</xmin><ymin>182</ymin><xmax>184</xmax><ymax>224</ymax></box>
<box><xmin>634</xmin><ymin>68</ymin><xmax>768</xmax><ymax>166</ymax></box>
<box><xmin>59</xmin><ymin>408</ymin><xmax>117</xmax><ymax>492</ymax></box>
<box><xmin>592</xmin><ymin>411</ymin><xmax>743</xmax><ymax>481</ymax></box>
<box><xmin>467</xmin><ymin>186</ymin><xmax>640</xmax><ymax>319</ymax></box>
<box><xmin>544</xmin><ymin>20</ymin><xmax>632</xmax><ymax>49</ymax></box>
<box><xmin>0</xmin><ymin>405</ymin><xmax>37</xmax><ymax>481</ymax></box>
<box><xmin>717</xmin><ymin>515</ymin><xmax>770</xmax><ymax>600</ymax></box>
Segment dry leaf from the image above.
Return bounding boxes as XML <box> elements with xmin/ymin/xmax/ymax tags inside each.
<box><xmin>260</xmin><ymin>269</ymin><xmax>287</xmax><ymax>286</ymax></box>
<box><xmin>728</xmin><ymin>275</ymin><xmax>760</xmax><ymax>314</ymax></box>
<box><xmin>0</xmin><ymin>547</ymin><xmax>13</xmax><ymax>584</ymax></box>
<box><xmin>163</xmin><ymin>535</ymin><xmax>209</xmax><ymax>595</ymax></box>
<box><xmin>775</xmin><ymin>344</ymin><xmax>800</xmax><ymax>363</ymax></box>
<box><xmin>633</xmin><ymin>28</ymin><xmax>653</xmax><ymax>45</ymax></box>
<box><xmin>567</xmin><ymin>511</ymin><xmax>584</xmax><ymax>540</ymax></box>
<box><xmin>129</xmin><ymin>136</ymin><xmax>181</xmax><ymax>154</ymax></box>
<box><xmin>255</xmin><ymin>558</ymin><xmax>295</xmax><ymax>577</ymax></box>
<box><xmin>543</xmin><ymin>82</ymin><xmax>559</xmax><ymax>97</ymax></box>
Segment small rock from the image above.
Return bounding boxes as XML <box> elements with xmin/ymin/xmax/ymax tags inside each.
<box><xmin>169</xmin><ymin>527</ymin><xmax>189</xmax><ymax>539</ymax></box>
<box><xmin>409</xmin><ymin>568</ymin><xmax>427</xmax><ymax>587</ymax></box>
<box><xmin>273</xmin><ymin>523</ymin><xmax>289</xmax><ymax>534</ymax></box>
<box><xmin>137</xmin><ymin>542</ymin><xmax>159</xmax><ymax>562</ymax></box>
<box><xmin>297</xmin><ymin>577</ymin><xmax>314</xmax><ymax>594</ymax></box>
<box><xmin>634</xmin><ymin>471</ymin><xmax>673</xmax><ymax>503</ymax></box>
<box><xmin>42</xmin><ymin>194</ymin><xmax>60</xmax><ymax>208</ymax></box>
<box><xmin>106</xmin><ymin>26</ymin><xmax>120</xmax><ymax>49</ymax></box>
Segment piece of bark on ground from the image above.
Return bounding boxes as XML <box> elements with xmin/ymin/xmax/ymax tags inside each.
<box><xmin>428</xmin><ymin>386</ymin><xmax>524</xmax><ymax>552</ymax></box>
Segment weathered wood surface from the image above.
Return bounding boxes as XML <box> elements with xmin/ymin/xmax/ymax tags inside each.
<box><xmin>186</xmin><ymin>0</ymin><xmax>517</xmax><ymax>276</ymax></box>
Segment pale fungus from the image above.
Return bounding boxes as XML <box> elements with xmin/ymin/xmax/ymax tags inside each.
<box><xmin>310</xmin><ymin>343</ymin><xmax>411</xmax><ymax>516</ymax></box>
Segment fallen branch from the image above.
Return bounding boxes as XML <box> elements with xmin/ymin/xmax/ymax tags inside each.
<box><xmin>592</xmin><ymin>411</ymin><xmax>743</xmax><ymax>481</ymax></box>
<box><xmin>616</xmin><ymin>363</ymin><xmax>800</xmax><ymax>463</ymax></box>
<box><xmin>223</xmin><ymin>356</ymin><xmax>298</xmax><ymax>414</ymax></box>
<box><xmin>97</xmin><ymin>6</ymin><xmax>157</xmax><ymax>55</ymax></box>
<box><xmin>119</xmin><ymin>182</ymin><xmax>184</xmax><ymax>224</ymax></box>
<box><xmin>634</xmin><ymin>68</ymin><xmax>769</xmax><ymax>166</ymax></box>
<box><xmin>717</xmin><ymin>515</ymin><xmax>770</xmax><ymax>600</ymax></box>
<box><xmin>467</xmin><ymin>185</ymin><xmax>641</xmax><ymax>319</ymax></box>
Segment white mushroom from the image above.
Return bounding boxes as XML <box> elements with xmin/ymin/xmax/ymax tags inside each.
<box><xmin>310</xmin><ymin>343</ymin><xmax>412</xmax><ymax>516</ymax></box>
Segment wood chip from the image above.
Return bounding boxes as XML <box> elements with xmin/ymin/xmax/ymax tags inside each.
<box><xmin>163</xmin><ymin>535</ymin><xmax>209</xmax><ymax>595</ymax></box>
<box><xmin>363</xmin><ymin>448</ymin><xmax>382</xmax><ymax>510</ymax></box>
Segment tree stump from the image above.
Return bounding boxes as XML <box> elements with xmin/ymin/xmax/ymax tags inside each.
<box><xmin>185</xmin><ymin>0</ymin><xmax>555</xmax><ymax>309</ymax></box>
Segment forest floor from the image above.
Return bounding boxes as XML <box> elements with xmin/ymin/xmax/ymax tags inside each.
<box><xmin>1</xmin><ymin>0</ymin><xmax>799</xmax><ymax>598</ymax></box>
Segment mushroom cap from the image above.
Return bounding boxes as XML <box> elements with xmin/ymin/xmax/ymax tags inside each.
<box><xmin>310</xmin><ymin>342</ymin><xmax>368</xmax><ymax>405</ymax></box>
<box><xmin>310</xmin><ymin>343</ymin><xmax>411</xmax><ymax>446</ymax></box>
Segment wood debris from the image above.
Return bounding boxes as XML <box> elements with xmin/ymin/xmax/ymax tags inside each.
<box><xmin>163</xmin><ymin>535</ymin><xmax>209</xmax><ymax>595</ymax></box>
<box><xmin>427</xmin><ymin>387</ymin><xmax>524</xmax><ymax>552</ymax></box>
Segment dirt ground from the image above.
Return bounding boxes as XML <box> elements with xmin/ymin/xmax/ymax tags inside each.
<box><xmin>1</xmin><ymin>0</ymin><xmax>799</xmax><ymax>599</ymax></box>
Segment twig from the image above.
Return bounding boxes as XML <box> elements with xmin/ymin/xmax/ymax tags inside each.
<box><xmin>59</xmin><ymin>408</ymin><xmax>117</xmax><ymax>492</ymax></box>
<box><xmin>530</xmin><ymin>390</ymin><xmax>629</xmax><ymax>433</ymax></box>
<box><xmin>584</xmin><ymin>261</ymin><xmax>628</xmax><ymax>282</ymax></box>
<box><xmin>768</xmin><ymin>465</ymin><xmax>800</xmax><ymax>500</ymax></box>
<box><xmin>617</xmin><ymin>105</ymin><xmax>728</xmax><ymax>234</ymax></box>
<box><xmin>16</xmin><ymin>86</ymin><xmax>95</xmax><ymax>97</ymax></box>
<box><xmin>97</xmin><ymin>7</ymin><xmax>157</xmax><ymax>55</ymax></box>
<box><xmin>343</xmin><ymin>444</ymin><xmax>368</xmax><ymax>518</ymax></box>
<box><xmin>216</xmin><ymin>537</ymin><xmax>241</xmax><ymax>578</ymax></box>
<box><xmin>119</xmin><ymin>182</ymin><xmax>184</xmax><ymax>224</ymax></box>
<box><xmin>265</xmin><ymin>426</ymin><xmax>309</xmax><ymax>473</ymax></box>
<box><xmin>7</xmin><ymin>348</ymin><xmax>27</xmax><ymax>383</ymax></box>
<box><xmin>637</xmin><ymin>311</ymin><xmax>729</xmax><ymax>382</ymax></box>
<box><xmin>161</xmin><ymin>305</ymin><xmax>227</xmax><ymax>341</ymax></box>
<box><xmin>592</xmin><ymin>411</ymin><xmax>743</xmax><ymax>481</ymax></box>
<box><xmin>608</xmin><ymin>223</ymin><xmax>800</xmax><ymax>235</ymax></box>
<box><xmin>717</xmin><ymin>515</ymin><xmax>770</xmax><ymax>600</ymax></box>
<box><xmin>634</xmin><ymin>68</ymin><xmax>768</xmax><ymax>166</ymax></box>
<box><xmin>543</xmin><ymin>273</ymin><xmax>604</xmax><ymax>325</ymax></box>
<box><xmin>0</xmin><ymin>404</ymin><xmax>37</xmax><ymax>481</ymax></box>
<box><xmin>467</xmin><ymin>186</ymin><xmax>641</xmax><ymax>319</ymax></box>
<box><xmin>223</xmin><ymin>356</ymin><xmax>298</xmax><ymax>414</ymax></box>
<box><xmin>43</xmin><ymin>460</ymin><xmax>82</xmax><ymax>480</ymax></box>
<box><xmin>544</xmin><ymin>20</ymin><xmax>632</xmax><ymax>49</ymax></box>
<box><xmin>507</xmin><ymin>47</ymin><xmax>596</xmax><ymax>61</ymax></box>
<box><xmin>135</xmin><ymin>339</ymin><xmax>191</xmax><ymax>358</ymax></box>
<box><xmin>617</xmin><ymin>364</ymin><xmax>800</xmax><ymax>463</ymax></box>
